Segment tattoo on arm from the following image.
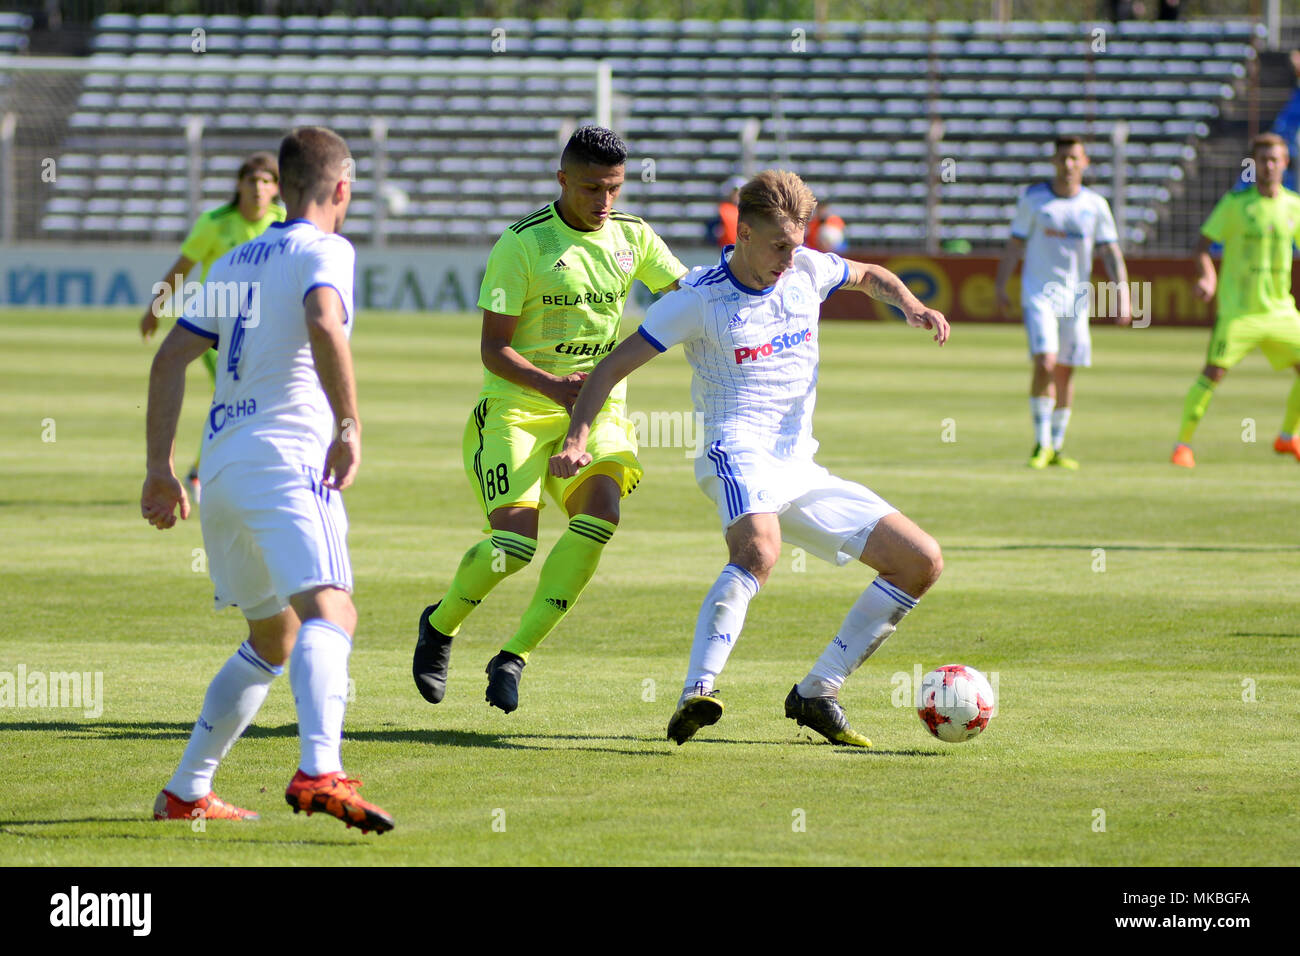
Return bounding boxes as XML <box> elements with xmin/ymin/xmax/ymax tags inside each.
<box><xmin>853</xmin><ymin>263</ymin><xmax>909</xmax><ymax>306</ymax></box>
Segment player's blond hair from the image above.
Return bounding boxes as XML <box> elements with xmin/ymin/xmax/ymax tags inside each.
<box><xmin>1252</xmin><ymin>133</ymin><xmax>1290</xmax><ymax>158</ymax></box>
<box><xmin>738</xmin><ymin>170</ymin><xmax>817</xmax><ymax>227</ymax></box>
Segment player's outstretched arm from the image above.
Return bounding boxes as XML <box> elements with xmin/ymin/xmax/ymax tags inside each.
<box><xmin>141</xmin><ymin>254</ymin><xmax>196</xmax><ymax>341</ymax></box>
<box><xmin>550</xmin><ymin>333</ymin><xmax>661</xmax><ymax>478</ymax></box>
<box><xmin>1193</xmin><ymin>235</ymin><xmax>1217</xmax><ymax>302</ymax></box>
<box><xmin>1098</xmin><ymin>242</ymin><xmax>1132</xmax><ymax>325</ymax></box>
<box><xmin>481</xmin><ymin>309</ymin><xmax>587</xmax><ymax>411</ymax></box>
<box><xmin>994</xmin><ymin>237</ymin><xmax>1025</xmax><ymax>320</ymax></box>
<box><xmin>843</xmin><ymin>259</ymin><xmax>950</xmax><ymax>345</ymax></box>
<box><xmin>305</xmin><ymin>286</ymin><xmax>361</xmax><ymax>491</ymax></box>
<box><xmin>142</xmin><ymin>324</ymin><xmax>212</xmax><ymax>529</ymax></box>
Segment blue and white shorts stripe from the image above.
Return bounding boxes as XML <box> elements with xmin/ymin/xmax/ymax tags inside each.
<box><xmin>200</xmin><ymin>460</ymin><xmax>353</xmax><ymax>620</ymax></box>
<box><xmin>694</xmin><ymin>442</ymin><xmax>897</xmax><ymax>567</ymax></box>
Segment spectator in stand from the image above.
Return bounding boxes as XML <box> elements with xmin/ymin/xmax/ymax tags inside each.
<box><xmin>707</xmin><ymin>176</ymin><xmax>745</xmax><ymax>248</ymax></box>
<box><xmin>806</xmin><ymin>202</ymin><xmax>847</xmax><ymax>253</ymax></box>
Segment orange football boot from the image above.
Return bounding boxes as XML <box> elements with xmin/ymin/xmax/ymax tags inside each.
<box><xmin>285</xmin><ymin>770</ymin><xmax>394</xmax><ymax>834</ymax></box>
<box><xmin>1273</xmin><ymin>435</ymin><xmax>1300</xmax><ymax>461</ymax></box>
<box><xmin>153</xmin><ymin>789</ymin><xmax>259</xmax><ymax>821</ymax></box>
<box><xmin>1170</xmin><ymin>444</ymin><xmax>1195</xmax><ymax>468</ymax></box>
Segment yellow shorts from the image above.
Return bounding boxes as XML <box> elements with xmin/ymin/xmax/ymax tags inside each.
<box><xmin>461</xmin><ymin>397</ymin><xmax>642</xmax><ymax>522</ymax></box>
<box><xmin>1207</xmin><ymin>311</ymin><xmax>1300</xmax><ymax>370</ymax></box>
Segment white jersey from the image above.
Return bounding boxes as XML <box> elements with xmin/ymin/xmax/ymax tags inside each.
<box><xmin>637</xmin><ymin>244</ymin><xmax>848</xmax><ymax>460</ymax></box>
<box><xmin>178</xmin><ymin>218</ymin><xmax>356</xmax><ymax>484</ymax></box>
<box><xmin>1011</xmin><ymin>182</ymin><xmax>1118</xmax><ymax>309</ymax></box>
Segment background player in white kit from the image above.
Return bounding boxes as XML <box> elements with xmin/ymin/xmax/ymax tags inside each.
<box><xmin>551</xmin><ymin>170</ymin><xmax>949</xmax><ymax>747</ymax></box>
<box><xmin>140</xmin><ymin>126</ymin><xmax>393</xmax><ymax>832</ymax></box>
<box><xmin>996</xmin><ymin>137</ymin><xmax>1131</xmax><ymax>469</ymax></box>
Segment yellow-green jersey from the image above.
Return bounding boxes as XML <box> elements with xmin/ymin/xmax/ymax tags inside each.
<box><xmin>180</xmin><ymin>202</ymin><xmax>287</xmax><ymax>282</ymax></box>
<box><xmin>1201</xmin><ymin>186</ymin><xmax>1300</xmax><ymax>323</ymax></box>
<box><xmin>476</xmin><ymin>202</ymin><xmax>685</xmax><ymax>410</ymax></box>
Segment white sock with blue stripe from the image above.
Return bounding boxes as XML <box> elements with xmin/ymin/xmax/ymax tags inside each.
<box><xmin>1031</xmin><ymin>396</ymin><xmax>1054</xmax><ymax>450</ymax></box>
<box><xmin>681</xmin><ymin>563</ymin><xmax>760</xmax><ymax>701</ymax></box>
<box><xmin>166</xmin><ymin>640</ymin><xmax>283</xmax><ymax>801</ymax></box>
<box><xmin>797</xmin><ymin>578</ymin><xmax>918</xmax><ymax>699</ymax></box>
<box><xmin>290</xmin><ymin>618</ymin><xmax>351</xmax><ymax>777</ymax></box>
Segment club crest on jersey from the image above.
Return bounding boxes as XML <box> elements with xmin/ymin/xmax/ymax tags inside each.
<box><xmin>615</xmin><ymin>249</ymin><xmax>635</xmax><ymax>274</ymax></box>
<box><xmin>783</xmin><ymin>285</ymin><xmax>807</xmax><ymax>312</ymax></box>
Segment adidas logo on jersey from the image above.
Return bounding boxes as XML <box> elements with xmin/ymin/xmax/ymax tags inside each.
<box><xmin>546</xmin><ymin>598</ymin><xmax>569</xmax><ymax>611</ymax></box>
<box><xmin>727</xmin><ymin>312</ymin><xmax>746</xmax><ymax>330</ymax></box>
<box><xmin>553</xmin><ymin>258</ymin><xmax>569</xmax><ymax>270</ymax></box>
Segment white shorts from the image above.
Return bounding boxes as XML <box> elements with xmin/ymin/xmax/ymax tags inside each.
<box><xmin>696</xmin><ymin>442</ymin><xmax>897</xmax><ymax>566</ymax></box>
<box><xmin>1024</xmin><ymin>295</ymin><xmax>1092</xmax><ymax>367</ymax></box>
<box><xmin>200</xmin><ymin>460</ymin><xmax>353</xmax><ymax>620</ymax></box>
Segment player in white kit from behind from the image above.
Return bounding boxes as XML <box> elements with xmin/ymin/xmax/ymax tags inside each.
<box><xmin>996</xmin><ymin>136</ymin><xmax>1131</xmax><ymax>469</ymax></box>
<box><xmin>551</xmin><ymin>170</ymin><xmax>950</xmax><ymax>747</ymax></box>
<box><xmin>141</xmin><ymin>126</ymin><xmax>393</xmax><ymax>832</ymax></box>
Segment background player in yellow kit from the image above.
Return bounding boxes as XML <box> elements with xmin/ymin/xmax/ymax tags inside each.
<box><xmin>1172</xmin><ymin>133</ymin><xmax>1300</xmax><ymax>468</ymax></box>
<box><xmin>412</xmin><ymin>126</ymin><xmax>685</xmax><ymax>713</ymax></box>
<box><xmin>140</xmin><ymin>151</ymin><xmax>285</xmax><ymax>499</ymax></box>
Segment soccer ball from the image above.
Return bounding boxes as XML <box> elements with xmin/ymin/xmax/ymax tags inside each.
<box><xmin>917</xmin><ymin>664</ymin><xmax>994</xmax><ymax>743</ymax></box>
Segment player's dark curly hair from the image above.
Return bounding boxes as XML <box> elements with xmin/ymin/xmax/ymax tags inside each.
<box><xmin>561</xmin><ymin>125</ymin><xmax>628</xmax><ymax>169</ymax></box>
<box><xmin>224</xmin><ymin>151</ymin><xmax>279</xmax><ymax>211</ymax></box>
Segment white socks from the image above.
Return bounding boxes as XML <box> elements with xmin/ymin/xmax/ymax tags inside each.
<box><xmin>1031</xmin><ymin>396</ymin><xmax>1054</xmax><ymax>450</ymax></box>
<box><xmin>797</xmin><ymin>578</ymin><xmax>918</xmax><ymax>699</ymax></box>
<box><xmin>1051</xmin><ymin>407</ymin><xmax>1072</xmax><ymax>450</ymax></box>
<box><xmin>681</xmin><ymin>563</ymin><xmax>760</xmax><ymax>701</ymax></box>
<box><xmin>290</xmin><ymin>618</ymin><xmax>352</xmax><ymax>777</ymax></box>
<box><xmin>166</xmin><ymin>640</ymin><xmax>281</xmax><ymax>801</ymax></box>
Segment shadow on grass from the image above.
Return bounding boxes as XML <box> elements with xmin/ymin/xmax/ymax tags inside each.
<box><xmin>0</xmin><ymin>720</ymin><xmax>286</xmax><ymax>741</ymax></box>
<box><xmin>1229</xmin><ymin>631</ymin><xmax>1300</xmax><ymax>638</ymax></box>
<box><xmin>0</xmin><ymin>819</ymin><xmax>361</xmax><ymax>848</ymax></box>
<box><xmin>0</xmin><ymin>721</ymin><xmax>678</xmax><ymax>756</ymax></box>
<box><xmin>0</xmin><ymin>720</ymin><xmax>934</xmax><ymax>755</ymax></box>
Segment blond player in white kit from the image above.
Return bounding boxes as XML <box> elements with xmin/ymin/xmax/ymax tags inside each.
<box><xmin>140</xmin><ymin>126</ymin><xmax>393</xmax><ymax>833</ymax></box>
<box><xmin>996</xmin><ymin>136</ymin><xmax>1131</xmax><ymax>469</ymax></box>
<box><xmin>551</xmin><ymin>170</ymin><xmax>949</xmax><ymax>747</ymax></box>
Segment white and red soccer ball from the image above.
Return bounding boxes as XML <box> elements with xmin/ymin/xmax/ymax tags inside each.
<box><xmin>917</xmin><ymin>664</ymin><xmax>995</xmax><ymax>743</ymax></box>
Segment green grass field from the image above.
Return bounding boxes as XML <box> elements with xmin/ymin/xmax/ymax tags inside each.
<box><xmin>1</xmin><ymin>308</ymin><xmax>1297</xmax><ymax>866</ymax></box>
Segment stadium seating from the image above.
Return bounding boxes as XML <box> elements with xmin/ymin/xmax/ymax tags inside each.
<box><xmin>20</xmin><ymin>15</ymin><xmax>1262</xmax><ymax>247</ymax></box>
<box><xmin>0</xmin><ymin>13</ymin><xmax>30</xmax><ymax>54</ymax></box>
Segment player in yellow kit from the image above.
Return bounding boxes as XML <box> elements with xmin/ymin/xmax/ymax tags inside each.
<box><xmin>1173</xmin><ymin>133</ymin><xmax>1300</xmax><ymax>468</ymax></box>
<box><xmin>140</xmin><ymin>152</ymin><xmax>285</xmax><ymax>499</ymax></box>
<box><xmin>413</xmin><ymin>126</ymin><xmax>685</xmax><ymax>712</ymax></box>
